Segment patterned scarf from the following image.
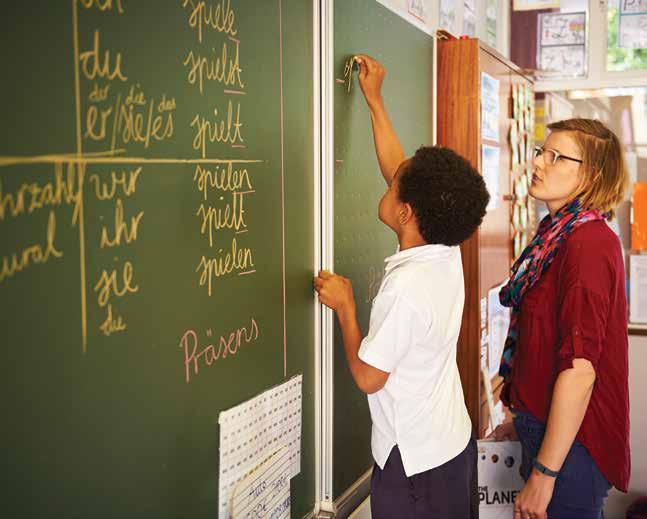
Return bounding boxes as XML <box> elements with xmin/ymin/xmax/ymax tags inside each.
<box><xmin>498</xmin><ymin>199</ymin><xmax>606</xmax><ymax>381</ymax></box>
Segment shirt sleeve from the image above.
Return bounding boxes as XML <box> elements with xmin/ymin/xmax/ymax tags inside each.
<box><xmin>358</xmin><ymin>290</ymin><xmax>425</xmax><ymax>373</ymax></box>
<box><xmin>556</xmin><ymin>235</ymin><xmax>613</xmax><ymax>373</ymax></box>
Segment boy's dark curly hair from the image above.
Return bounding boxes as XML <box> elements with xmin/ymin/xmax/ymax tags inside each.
<box><xmin>397</xmin><ymin>146</ymin><xmax>490</xmax><ymax>246</ymax></box>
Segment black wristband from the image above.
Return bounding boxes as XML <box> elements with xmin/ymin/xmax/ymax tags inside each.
<box><xmin>532</xmin><ymin>457</ymin><xmax>559</xmax><ymax>478</ymax></box>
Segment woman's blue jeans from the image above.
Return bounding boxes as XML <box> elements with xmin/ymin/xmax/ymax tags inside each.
<box><xmin>513</xmin><ymin>410</ymin><xmax>612</xmax><ymax>519</ymax></box>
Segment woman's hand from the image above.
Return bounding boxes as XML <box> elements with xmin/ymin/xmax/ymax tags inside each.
<box><xmin>488</xmin><ymin>420</ymin><xmax>518</xmax><ymax>441</ymax></box>
<box><xmin>514</xmin><ymin>470</ymin><xmax>556</xmax><ymax>519</ymax></box>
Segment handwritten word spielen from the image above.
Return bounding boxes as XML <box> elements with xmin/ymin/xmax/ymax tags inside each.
<box><xmin>181</xmin><ymin>0</ymin><xmax>238</xmax><ymax>43</ymax></box>
<box><xmin>193</xmin><ymin>163</ymin><xmax>252</xmax><ymax>200</ymax></box>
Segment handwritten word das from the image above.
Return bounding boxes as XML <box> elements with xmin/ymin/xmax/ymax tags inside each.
<box><xmin>181</xmin><ymin>0</ymin><xmax>238</xmax><ymax>43</ymax></box>
<box><xmin>180</xmin><ymin>317</ymin><xmax>259</xmax><ymax>383</ymax></box>
<box><xmin>191</xmin><ymin>100</ymin><xmax>244</xmax><ymax>157</ymax></box>
<box><xmin>195</xmin><ymin>237</ymin><xmax>254</xmax><ymax>295</ymax></box>
<box><xmin>183</xmin><ymin>39</ymin><xmax>244</xmax><ymax>94</ymax></box>
<box><xmin>0</xmin><ymin>210</ymin><xmax>63</xmax><ymax>285</ymax></box>
<box><xmin>80</xmin><ymin>30</ymin><xmax>128</xmax><ymax>82</ymax></box>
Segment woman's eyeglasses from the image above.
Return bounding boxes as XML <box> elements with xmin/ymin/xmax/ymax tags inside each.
<box><xmin>534</xmin><ymin>146</ymin><xmax>583</xmax><ymax>166</ymax></box>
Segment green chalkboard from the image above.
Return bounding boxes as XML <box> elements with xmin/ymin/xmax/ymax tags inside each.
<box><xmin>0</xmin><ymin>1</ymin><xmax>314</xmax><ymax>517</ymax></box>
<box><xmin>333</xmin><ymin>0</ymin><xmax>435</xmax><ymax>499</ymax></box>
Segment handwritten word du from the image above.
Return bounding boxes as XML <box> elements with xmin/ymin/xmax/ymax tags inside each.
<box><xmin>179</xmin><ymin>317</ymin><xmax>259</xmax><ymax>383</ymax></box>
<box><xmin>181</xmin><ymin>0</ymin><xmax>238</xmax><ymax>43</ymax></box>
<box><xmin>196</xmin><ymin>190</ymin><xmax>253</xmax><ymax>247</ymax></box>
<box><xmin>183</xmin><ymin>39</ymin><xmax>244</xmax><ymax>94</ymax></box>
<box><xmin>195</xmin><ymin>237</ymin><xmax>254</xmax><ymax>296</ymax></box>
<box><xmin>80</xmin><ymin>30</ymin><xmax>127</xmax><ymax>82</ymax></box>
<box><xmin>191</xmin><ymin>100</ymin><xmax>244</xmax><ymax>157</ymax></box>
<box><xmin>0</xmin><ymin>210</ymin><xmax>63</xmax><ymax>285</ymax></box>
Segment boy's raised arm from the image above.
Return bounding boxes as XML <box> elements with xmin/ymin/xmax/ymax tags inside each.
<box><xmin>355</xmin><ymin>55</ymin><xmax>405</xmax><ymax>186</ymax></box>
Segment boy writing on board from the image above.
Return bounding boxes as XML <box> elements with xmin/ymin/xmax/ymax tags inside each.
<box><xmin>314</xmin><ymin>55</ymin><xmax>489</xmax><ymax>517</ymax></box>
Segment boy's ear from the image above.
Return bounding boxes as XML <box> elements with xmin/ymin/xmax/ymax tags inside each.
<box><xmin>399</xmin><ymin>203</ymin><xmax>415</xmax><ymax>225</ymax></box>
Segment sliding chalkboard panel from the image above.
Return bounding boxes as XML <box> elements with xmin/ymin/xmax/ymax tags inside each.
<box><xmin>333</xmin><ymin>0</ymin><xmax>435</xmax><ymax>499</ymax></box>
<box><xmin>0</xmin><ymin>1</ymin><xmax>314</xmax><ymax>517</ymax></box>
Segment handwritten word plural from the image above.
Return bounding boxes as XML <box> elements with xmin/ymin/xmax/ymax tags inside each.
<box><xmin>183</xmin><ymin>39</ymin><xmax>244</xmax><ymax>95</ymax></box>
<box><xmin>193</xmin><ymin>163</ymin><xmax>252</xmax><ymax>199</ymax></box>
<box><xmin>80</xmin><ymin>30</ymin><xmax>127</xmax><ymax>82</ymax></box>
<box><xmin>90</xmin><ymin>167</ymin><xmax>141</xmax><ymax>200</ymax></box>
<box><xmin>191</xmin><ymin>100</ymin><xmax>244</xmax><ymax>158</ymax></box>
<box><xmin>0</xmin><ymin>210</ymin><xmax>63</xmax><ymax>285</ymax></box>
<box><xmin>179</xmin><ymin>317</ymin><xmax>259</xmax><ymax>383</ymax></box>
<box><xmin>0</xmin><ymin>163</ymin><xmax>82</xmax><ymax>225</ymax></box>
<box><xmin>181</xmin><ymin>0</ymin><xmax>237</xmax><ymax>43</ymax></box>
<box><xmin>195</xmin><ymin>237</ymin><xmax>254</xmax><ymax>296</ymax></box>
<box><xmin>196</xmin><ymin>190</ymin><xmax>253</xmax><ymax>247</ymax></box>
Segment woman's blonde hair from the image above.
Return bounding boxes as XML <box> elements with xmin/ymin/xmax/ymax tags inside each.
<box><xmin>547</xmin><ymin>118</ymin><xmax>629</xmax><ymax>219</ymax></box>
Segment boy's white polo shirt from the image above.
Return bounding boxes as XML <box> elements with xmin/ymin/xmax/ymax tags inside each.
<box><xmin>358</xmin><ymin>243</ymin><xmax>472</xmax><ymax>477</ymax></box>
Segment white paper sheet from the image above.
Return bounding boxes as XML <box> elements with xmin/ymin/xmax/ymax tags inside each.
<box><xmin>630</xmin><ymin>255</ymin><xmax>647</xmax><ymax>324</ymax></box>
<box><xmin>218</xmin><ymin>376</ymin><xmax>302</xmax><ymax>518</ymax></box>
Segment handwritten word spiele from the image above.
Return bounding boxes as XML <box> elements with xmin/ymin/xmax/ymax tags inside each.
<box><xmin>193</xmin><ymin>163</ymin><xmax>252</xmax><ymax>199</ymax></box>
<box><xmin>183</xmin><ymin>39</ymin><xmax>244</xmax><ymax>95</ymax></box>
<box><xmin>93</xmin><ymin>260</ymin><xmax>139</xmax><ymax>308</ymax></box>
<box><xmin>196</xmin><ymin>190</ymin><xmax>253</xmax><ymax>246</ymax></box>
<box><xmin>181</xmin><ymin>0</ymin><xmax>238</xmax><ymax>43</ymax></box>
<box><xmin>191</xmin><ymin>100</ymin><xmax>244</xmax><ymax>157</ymax></box>
<box><xmin>99</xmin><ymin>303</ymin><xmax>127</xmax><ymax>336</ymax></box>
<box><xmin>195</xmin><ymin>237</ymin><xmax>254</xmax><ymax>296</ymax></box>
<box><xmin>100</xmin><ymin>198</ymin><xmax>144</xmax><ymax>248</ymax></box>
<box><xmin>79</xmin><ymin>0</ymin><xmax>124</xmax><ymax>14</ymax></box>
<box><xmin>80</xmin><ymin>30</ymin><xmax>127</xmax><ymax>82</ymax></box>
<box><xmin>179</xmin><ymin>317</ymin><xmax>259</xmax><ymax>383</ymax></box>
<box><xmin>89</xmin><ymin>167</ymin><xmax>142</xmax><ymax>200</ymax></box>
<box><xmin>0</xmin><ymin>163</ymin><xmax>83</xmax><ymax>225</ymax></box>
<box><xmin>0</xmin><ymin>210</ymin><xmax>63</xmax><ymax>285</ymax></box>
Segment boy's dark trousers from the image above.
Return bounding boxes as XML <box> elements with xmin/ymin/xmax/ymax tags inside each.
<box><xmin>370</xmin><ymin>438</ymin><xmax>478</xmax><ymax>519</ymax></box>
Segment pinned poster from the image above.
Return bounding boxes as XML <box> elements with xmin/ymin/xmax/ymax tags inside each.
<box><xmin>478</xmin><ymin>441</ymin><xmax>524</xmax><ymax>518</ymax></box>
<box><xmin>218</xmin><ymin>376</ymin><xmax>302</xmax><ymax>519</ymax></box>
<box><xmin>481</xmin><ymin>72</ymin><xmax>500</xmax><ymax>142</ymax></box>
<box><xmin>538</xmin><ymin>12</ymin><xmax>587</xmax><ymax>77</ymax></box>
<box><xmin>630</xmin><ymin>255</ymin><xmax>647</xmax><ymax>324</ymax></box>
<box><xmin>482</xmin><ymin>144</ymin><xmax>500</xmax><ymax>211</ymax></box>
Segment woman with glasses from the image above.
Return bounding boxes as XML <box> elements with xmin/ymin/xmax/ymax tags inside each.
<box><xmin>491</xmin><ymin>119</ymin><xmax>630</xmax><ymax>519</ymax></box>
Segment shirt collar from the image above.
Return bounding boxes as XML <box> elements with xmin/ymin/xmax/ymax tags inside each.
<box><xmin>384</xmin><ymin>243</ymin><xmax>456</xmax><ymax>271</ymax></box>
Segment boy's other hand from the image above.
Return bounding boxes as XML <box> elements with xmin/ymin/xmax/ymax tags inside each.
<box><xmin>488</xmin><ymin>421</ymin><xmax>518</xmax><ymax>441</ymax></box>
<box><xmin>314</xmin><ymin>270</ymin><xmax>356</xmax><ymax>314</ymax></box>
<box><xmin>355</xmin><ymin>54</ymin><xmax>385</xmax><ymax>109</ymax></box>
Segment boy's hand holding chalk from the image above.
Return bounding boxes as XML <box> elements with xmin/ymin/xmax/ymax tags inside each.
<box><xmin>354</xmin><ymin>54</ymin><xmax>386</xmax><ymax>110</ymax></box>
<box><xmin>314</xmin><ymin>270</ymin><xmax>356</xmax><ymax>315</ymax></box>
